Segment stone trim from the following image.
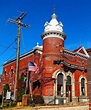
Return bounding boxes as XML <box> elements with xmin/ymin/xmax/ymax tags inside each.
<box><xmin>41</xmin><ymin>31</ymin><xmax>66</xmax><ymax>40</ymax></box>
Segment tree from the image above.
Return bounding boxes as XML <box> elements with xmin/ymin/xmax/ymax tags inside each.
<box><xmin>18</xmin><ymin>74</ymin><xmax>26</xmax><ymax>101</ymax></box>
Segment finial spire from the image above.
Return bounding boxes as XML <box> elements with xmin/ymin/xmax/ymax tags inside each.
<box><xmin>53</xmin><ymin>5</ymin><xmax>56</xmax><ymax>14</ymax></box>
<box><xmin>37</xmin><ymin>42</ymin><xmax>39</xmax><ymax>47</ymax></box>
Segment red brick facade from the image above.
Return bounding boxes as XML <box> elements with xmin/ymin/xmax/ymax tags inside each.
<box><xmin>87</xmin><ymin>49</ymin><xmax>91</xmax><ymax>102</ymax></box>
<box><xmin>0</xmin><ymin>13</ymin><xmax>89</xmax><ymax>104</ymax></box>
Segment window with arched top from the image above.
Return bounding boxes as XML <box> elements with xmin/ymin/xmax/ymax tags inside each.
<box><xmin>4</xmin><ymin>70</ymin><xmax>6</xmax><ymax>80</ymax></box>
<box><xmin>10</xmin><ymin>68</ymin><xmax>14</xmax><ymax>79</ymax></box>
<box><xmin>81</xmin><ymin>78</ymin><xmax>85</xmax><ymax>96</ymax></box>
<box><xmin>66</xmin><ymin>76</ymin><xmax>71</xmax><ymax>86</ymax></box>
<box><xmin>66</xmin><ymin>76</ymin><xmax>72</xmax><ymax>99</ymax></box>
<box><xmin>57</xmin><ymin>73</ymin><xmax>64</xmax><ymax>96</ymax></box>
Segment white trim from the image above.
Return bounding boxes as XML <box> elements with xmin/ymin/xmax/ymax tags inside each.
<box><xmin>43</xmin><ymin>34</ymin><xmax>64</xmax><ymax>40</ymax></box>
<box><xmin>76</xmin><ymin>46</ymin><xmax>89</xmax><ymax>58</ymax></box>
<box><xmin>64</xmin><ymin>48</ymin><xmax>88</xmax><ymax>59</ymax></box>
<box><xmin>66</xmin><ymin>71</ymin><xmax>75</xmax><ymax>97</ymax></box>
<box><xmin>79</xmin><ymin>75</ymin><xmax>87</xmax><ymax>96</ymax></box>
<box><xmin>52</xmin><ymin>70</ymin><xmax>66</xmax><ymax>97</ymax></box>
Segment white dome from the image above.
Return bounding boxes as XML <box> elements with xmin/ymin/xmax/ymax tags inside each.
<box><xmin>44</xmin><ymin>13</ymin><xmax>63</xmax><ymax>32</ymax></box>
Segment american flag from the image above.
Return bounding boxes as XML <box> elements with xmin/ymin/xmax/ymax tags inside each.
<box><xmin>28</xmin><ymin>61</ymin><xmax>39</xmax><ymax>73</ymax></box>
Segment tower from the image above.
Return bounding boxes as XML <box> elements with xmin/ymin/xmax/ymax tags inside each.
<box><xmin>41</xmin><ymin>13</ymin><xmax>66</xmax><ymax>103</ymax></box>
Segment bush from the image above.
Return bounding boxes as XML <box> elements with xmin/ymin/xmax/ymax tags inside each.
<box><xmin>33</xmin><ymin>95</ymin><xmax>44</xmax><ymax>104</ymax></box>
<box><xmin>28</xmin><ymin>94</ymin><xmax>44</xmax><ymax>105</ymax></box>
<box><xmin>18</xmin><ymin>74</ymin><xmax>26</xmax><ymax>102</ymax></box>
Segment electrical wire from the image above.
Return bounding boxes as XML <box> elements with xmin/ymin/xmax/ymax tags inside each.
<box><xmin>0</xmin><ymin>51</ymin><xmax>16</xmax><ymax>68</ymax></box>
<box><xmin>0</xmin><ymin>44</ymin><xmax>16</xmax><ymax>50</ymax></box>
<box><xmin>5</xmin><ymin>51</ymin><xmax>16</xmax><ymax>62</ymax></box>
<box><xmin>0</xmin><ymin>38</ymin><xmax>17</xmax><ymax>56</ymax></box>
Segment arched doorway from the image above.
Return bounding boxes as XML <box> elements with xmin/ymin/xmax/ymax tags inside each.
<box><xmin>66</xmin><ymin>76</ymin><xmax>72</xmax><ymax>102</ymax></box>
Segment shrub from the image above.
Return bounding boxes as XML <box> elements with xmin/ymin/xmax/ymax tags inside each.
<box><xmin>33</xmin><ymin>94</ymin><xmax>44</xmax><ymax>104</ymax></box>
<box><xmin>28</xmin><ymin>94</ymin><xmax>44</xmax><ymax>105</ymax></box>
<box><xmin>18</xmin><ymin>74</ymin><xmax>26</xmax><ymax>102</ymax></box>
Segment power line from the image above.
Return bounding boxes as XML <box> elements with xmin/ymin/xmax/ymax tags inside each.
<box><xmin>5</xmin><ymin>51</ymin><xmax>16</xmax><ymax>62</ymax></box>
<box><xmin>0</xmin><ymin>51</ymin><xmax>16</xmax><ymax>68</ymax></box>
<box><xmin>0</xmin><ymin>44</ymin><xmax>16</xmax><ymax>50</ymax></box>
<box><xmin>0</xmin><ymin>38</ymin><xmax>17</xmax><ymax>56</ymax></box>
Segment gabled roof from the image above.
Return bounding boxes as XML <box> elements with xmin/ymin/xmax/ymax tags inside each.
<box><xmin>73</xmin><ymin>46</ymin><xmax>89</xmax><ymax>57</ymax></box>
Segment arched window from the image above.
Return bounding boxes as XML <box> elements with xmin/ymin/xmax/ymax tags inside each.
<box><xmin>57</xmin><ymin>73</ymin><xmax>63</xmax><ymax>96</ymax></box>
<box><xmin>4</xmin><ymin>70</ymin><xmax>6</xmax><ymax>80</ymax></box>
<box><xmin>66</xmin><ymin>76</ymin><xmax>71</xmax><ymax>86</ymax></box>
<box><xmin>81</xmin><ymin>78</ymin><xmax>85</xmax><ymax>96</ymax></box>
<box><xmin>65</xmin><ymin>75</ymin><xmax>72</xmax><ymax>102</ymax></box>
<box><xmin>10</xmin><ymin>68</ymin><xmax>14</xmax><ymax>79</ymax></box>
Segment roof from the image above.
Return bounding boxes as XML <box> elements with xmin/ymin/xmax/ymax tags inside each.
<box><xmin>73</xmin><ymin>46</ymin><xmax>89</xmax><ymax>57</ymax></box>
<box><xmin>64</xmin><ymin>46</ymin><xmax>89</xmax><ymax>58</ymax></box>
<box><xmin>86</xmin><ymin>48</ymin><xmax>91</xmax><ymax>52</ymax></box>
<box><xmin>3</xmin><ymin>43</ymin><xmax>42</xmax><ymax>66</ymax></box>
<box><xmin>73</xmin><ymin>46</ymin><xmax>82</xmax><ymax>52</ymax></box>
<box><xmin>44</xmin><ymin>13</ymin><xmax>63</xmax><ymax>32</ymax></box>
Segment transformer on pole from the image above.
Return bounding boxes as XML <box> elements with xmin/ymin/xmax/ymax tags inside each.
<box><xmin>8</xmin><ymin>12</ymin><xmax>30</xmax><ymax>103</ymax></box>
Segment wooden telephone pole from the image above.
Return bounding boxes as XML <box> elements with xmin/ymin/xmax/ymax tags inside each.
<box><xmin>8</xmin><ymin>12</ymin><xmax>30</xmax><ymax>102</ymax></box>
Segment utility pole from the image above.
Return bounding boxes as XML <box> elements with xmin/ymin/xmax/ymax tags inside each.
<box><xmin>8</xmin><ymin>12</ymin><xmax>30</xmax><ymax>103</ymax></box>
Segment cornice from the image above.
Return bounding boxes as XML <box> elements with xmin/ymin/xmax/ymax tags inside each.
<box><xmin>41</xmin><ymin>31</ymin><xmax>66</xmax><ymax>40</ymax></box>
<box><xmin>3</xmin><ymin>47</ymin><xmax>42</xmax><ymax>66</ymax></box>
<box><xmin>64</xmin><ymin>48</ymin><xmax>88</xmax><ymax>59</ymax></box>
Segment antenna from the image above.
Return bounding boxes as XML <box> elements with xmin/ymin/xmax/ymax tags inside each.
<box><xmin>8</xmin><ymin>12</ymin><xmax>30</xmax><ymax>103</ymax></box>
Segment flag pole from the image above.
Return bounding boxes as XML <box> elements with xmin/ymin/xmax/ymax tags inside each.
<box><xmin>25</xmin><ymin>70</ymin><xmax>29</xmax><ymax>94</ymax></box>
<box><xmin>28</xmin><ymin>61</ymin><xmax>39</xmax><ymax>104</ymax></box>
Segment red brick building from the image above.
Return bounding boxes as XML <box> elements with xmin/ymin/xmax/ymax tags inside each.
<box><xmin>0</xmin><ymin>13</ymin><xmax>89</xmax><ymax>104</ymax></box>
<box><xmin>87</xmin><ymin>48</ymin><xmax>91</xmax><ymax>109</ymax></box>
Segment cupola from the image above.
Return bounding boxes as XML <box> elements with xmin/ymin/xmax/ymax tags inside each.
<box><xmin>41</xmin><ymin>13</ymin><xmax>66</xmax><ymax>40</ymax></box>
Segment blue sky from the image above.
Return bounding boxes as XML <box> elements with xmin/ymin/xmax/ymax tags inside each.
<box><xmin>0</xmin><ymin>0</ymin><xmax>91</xmax><ymax>74</ymax></box>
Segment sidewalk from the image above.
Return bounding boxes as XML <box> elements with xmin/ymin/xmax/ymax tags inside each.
<box><xmin>38</xmin><ymin>105</ymin><xmax>89</xmax><ymax>110</ymax></box>
<box><xmin>2</xmin><ymin>105</ymin><xmax>89</xmax><ymax>110</ymax></box>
